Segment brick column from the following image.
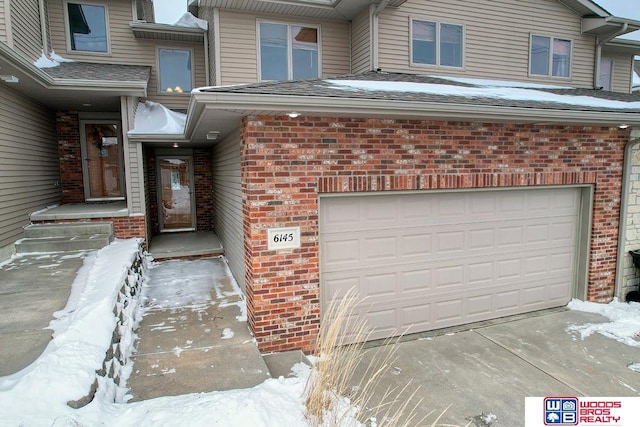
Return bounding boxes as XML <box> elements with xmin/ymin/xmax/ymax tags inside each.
<box><xmin>56</xmin><ymin>112</ymin><xmax>84</xmax><ymax>203</ymax></box>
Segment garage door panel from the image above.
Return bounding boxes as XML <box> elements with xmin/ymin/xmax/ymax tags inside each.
<box><xmin>320</xmin><ymin>188</ymin><xmax>580</xmax><ymax>342</ymax></box>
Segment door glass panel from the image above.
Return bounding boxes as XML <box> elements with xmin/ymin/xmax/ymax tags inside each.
<box><xmin>160</xmin><ymin>158</ymin><xmax>194</xmax><ymax>230</ymax></box>
<box><xmin>84</xmin><ymin>123</ymin><xmax>123</xmax><ymax>198</ymax></box>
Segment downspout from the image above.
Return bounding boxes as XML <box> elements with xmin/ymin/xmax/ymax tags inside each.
<box><xmin>38</xmin><ymin>0</ymin><xmax>48</xmax><ymax>56</ymax></box>
<box><xmin>371</xmin><ymin>0</ymin><xmax>389</xmax><ymax>71</ymax></box>
<box><xmin>594</xmin><ymin>23</ymin><xmax>627</xmax><ymax>89</ymax></box>
<box><xmin>615</xmin><ymin>128</ymin><xmax>640</xmax><ymax>300</ymax></box>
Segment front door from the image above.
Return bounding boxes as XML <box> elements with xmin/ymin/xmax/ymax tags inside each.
<box><xmin>80</xmin><ymin>121</ymin><xmax>125</xmax><ymax>200</ymax></box>
<box><xmin>157</xmin><ymin>157</ymin><xmax>196</xmax><ymax>232</ymax></box>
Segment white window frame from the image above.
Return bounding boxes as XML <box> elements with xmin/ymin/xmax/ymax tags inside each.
<box><xmin>410</xmin><ymin>17</ymin><xmax>464</xmax><ymax>69</ymax></box>
<box><xmin>156</xmin><ymin>46</ymin><xmax>195</xmax><ymax>95</ymax></box>
<box><xmin>63</xmin><ymin>0</ymin><xmax>111</xmax><ymax>55</ymax></box>
<box><xmin>528</xmin><ymin>34</ymin><xmax>573</xmax><ymax>79</ymax></box>
<box><xmin>256</xmin><ymin>20</ymin><xmax>322</xmax><ymax>81</ymax></box>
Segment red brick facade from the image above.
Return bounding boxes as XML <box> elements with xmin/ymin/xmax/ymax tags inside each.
<box><xmin>241</xmin><ymin>116</ymin><xmax>629</xmax><ymax>353</ymax></box>
<box><xmin>56</xmin><ymin>112</ymin><xmax>84</xmax><ymax>203</ymax></box>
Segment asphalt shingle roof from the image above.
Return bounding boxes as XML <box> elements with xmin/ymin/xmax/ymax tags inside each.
<box><xmin>42</xmin><ymin>61</ymin><xmax>151</xmax><ymax>82</ymax></box>
<box><xmin>198</xmin><ymin>71</ymin><xmax>640</xmax><ymax>113</ymax></box>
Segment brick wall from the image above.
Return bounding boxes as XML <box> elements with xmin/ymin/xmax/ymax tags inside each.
<box><xmin>56</xmin><ymin>112</ymin><xmax>84</xmax><ymax>203</ymax></box>
<box><xmin>241</xmin><ymin>116</ymin><xmax>629</xmax><ymax>353</ymax></box>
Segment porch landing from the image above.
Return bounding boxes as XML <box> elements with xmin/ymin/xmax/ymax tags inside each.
<box><xmin>148</xmin><ymin>232</ymin><xmax>223</xmax><ymax>260</ymax></box>
<box><xmin>30</xmin><ymin>202</ymin><xmax>128</xmax><ymax>221</ymax></box>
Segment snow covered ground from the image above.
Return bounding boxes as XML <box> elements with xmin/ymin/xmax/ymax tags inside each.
<box><xmin>0</xmin><ymin>238</ymin><xmax>638</xmax><ymax>426</ymax></box>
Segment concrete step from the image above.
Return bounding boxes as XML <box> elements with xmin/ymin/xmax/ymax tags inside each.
<box><xmin>15</xmin><ymin>234</ymin><xmax>114</xmax><ymax>254</ymax></box>
<box><xmin>24</xmin><ymin>222</ymin><xmax>114</xmax><ymax>238</ymax></box>
<box><xmin>262</xmin><ymin>350</ymin><xmax>312</xmax><ymax>379</ymax></box>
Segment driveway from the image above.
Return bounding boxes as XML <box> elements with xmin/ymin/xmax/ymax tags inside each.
<box><xmin>355</xmin><ymin>309</ymin><xmax>640</xmax><ymax>426</ymax></box>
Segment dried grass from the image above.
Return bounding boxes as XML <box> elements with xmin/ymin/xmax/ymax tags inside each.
<box><xmin>303</xmin><ymin>288</ymin><xmax>425</xmax><ymax>427</ymax></box>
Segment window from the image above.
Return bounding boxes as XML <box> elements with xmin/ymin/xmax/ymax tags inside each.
<box><xmin>258</xmin><ymin>22</ymin><xmax>319</xmax><ymax>81</ymax></box>
<box><xmin>530</xmin><ymin>35</ymin><xmax>571</xmax><ymax>78</ymax></box>
<box><xmin>66</xmin><ymin>2</ymin><xmax>108</xmax><ymax>52</ymax></box>
<box><xmin>158</xmin><ymin>48</ymin><xmax>192</xmax><ymax>93</ymax></box>
<box><xmin>598</xmin><ymin>58</ymin><xmax>613</xmax><ymax>91</ymax></box>
<box><xmin>411</xmin><ymin>19</ymin><xmax>463</xmax><ymax>68</ymax></box>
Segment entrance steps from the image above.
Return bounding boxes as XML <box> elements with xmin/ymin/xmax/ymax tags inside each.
<box><xmin>15</xmin><ymin>222</ymin><xmax>115</xmax><ymax>254</ymax></box>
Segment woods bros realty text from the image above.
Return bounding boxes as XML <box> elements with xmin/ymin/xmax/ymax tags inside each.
<box><xmin>525</xmin><ymin>397</ymin><xmax>640</xmax><ymax>426</ymax></box>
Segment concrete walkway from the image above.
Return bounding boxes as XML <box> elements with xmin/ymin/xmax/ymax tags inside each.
<box><xmin>355</xmin><ymin>309</ymin><xmax>640</xmax><ymax>426</ymax></box>
<box><xmin>127</xmin><ymin>257</ymin><xmax>308</xmax><ymax>401</ymax></box>
<box><xmin>0</xmin><ymin>252</ymin><xmax>87</xmax><ymax>376</ymax></box>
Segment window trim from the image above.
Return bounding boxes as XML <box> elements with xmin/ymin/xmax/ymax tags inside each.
<box><xmin>63</xmin><ymin>0</ymin><xmax>111</xmax><ymax>55</ymax></box>
<box><xmin>156</xmin><ymin>46</ymin><xmax>195</xmax><ymax>95</ymax></box>
<box><xmin>256</xmin><ymin>20</ymin><xmax>322</xmax><ymax>81</ymax></box>
<box><xmin>409</xmin><ymin>17</ymin><xmax>465</xmax><ymax>69</ymax></box>
<box><xmin>528</xmin><ymin>33</ymin><xmax>573</xmax><ymax>79</ymax></box>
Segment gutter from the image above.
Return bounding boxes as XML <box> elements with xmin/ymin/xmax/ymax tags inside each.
<box><xmin>39</xmin><ymin>0</ymin><xmax>48</xmax><ymax>55</ymax></box>
<box><xmin>371</xmin><ymin>0</ymin><xmax>389</xmax><ymax>71</ymax></box>
<box><xmin>615</xmin><ymin>128</ymin><xmax>640</xmax><ymax>300</ymax></box>
<box><xmin>594</xmin><ymin>23</ymin><xmax>628</xmax><ymax>89</ymax></box>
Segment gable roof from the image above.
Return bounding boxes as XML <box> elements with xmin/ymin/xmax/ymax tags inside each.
<box><xmin>183</xmin><ymin>71</ymin><xmax>640</xmax><ymax>143</ymax></box>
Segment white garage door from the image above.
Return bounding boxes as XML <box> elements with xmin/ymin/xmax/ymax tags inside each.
<box><xmin>320</xmin><ymin>188</ymin><xmax>581</xmax><ymax>341</ymax></box>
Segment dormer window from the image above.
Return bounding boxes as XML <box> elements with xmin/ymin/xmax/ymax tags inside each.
<box><xmin>258</xmin><ymin>22</ymin><xmax>320</xmax><ymax>81</ymax></box>
<box><xmin>65</xmin><ymin>2</ymin><xmax>109</xmax><ymax>53</ymax></box>
<box><xmin>530</xmin><ymin>35</ymin><xmax>571</xmax><ymax>78</ymax></box>
<box><xmin>158</xmin><ymin>48</ymin><xmax>193</xmax><ymax>94</ymax></box>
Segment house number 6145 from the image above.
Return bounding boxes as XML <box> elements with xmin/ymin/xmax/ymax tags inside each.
<box><xmin>267</xmin><ymin>227</ymin><xmax>301</xmax><ymax>250</ymax></box>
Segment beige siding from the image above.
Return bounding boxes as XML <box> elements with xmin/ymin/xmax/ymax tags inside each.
<box><xmin>122</xmin><ymin>96</ymin><xmax>145</xmax><ymax>214</ymax></box>
<box><xmin>218</xmin><ymin>9</ymin><xmax>350</xmax><ymax>85</ymax></box>
<box><xmin>212</xmin><ymin>129</ymin><xmax>245</xmax><ymax>291</ymax></box>
<box><xmin>0</xmin><ymin>84</ymin><xmax>60</xmax><ymax>253</ymax></box>
<box><xmin>199</xmin><ymin>6</ymin><xmax>217</xmax><ymax>85</ymax></box>
<box><xmin>378</xmin><ymin>0</ymin><xmax>597</xmax><ymax>88</ymax></box>
<box><xmin>47</xmin><ymin>0</ymin><xmax>206</xmax><ymax>109</ymax></box>
<box><xmin>611</xmin><ymin>54</ymin><xmax>633</xmax><ymax>94</ymax></box>
<box><xmin>351</xmin><ymin>7</ymin><xmax>370</xmax><ymax>74</ymax></box>
<box><xmin>10</xmin><ymin>0</ymin><xmax>43</xmax><ymax>61</ymax></box>
<box><xmin>0</xmin><ymin>0</ymin><xmax>7</xmax><ymax>43</ymax></box>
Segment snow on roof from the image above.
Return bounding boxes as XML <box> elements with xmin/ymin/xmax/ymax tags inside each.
<box><xmin>129</xmin><ymin>101</ymin><xmax>186</xmax><ymax>135</ymax></box>
<box><xmin>33</xmin><ymin>50</ymin><xmax>74</xmax><ymax>69</ymax></box>
<box><xmin>326</xmin><ymin>79</ymin><xmax>640</xmax><ymax>110</ymax></box>
<box><xmin>173</xmin><ymin>12</ymin><xmax>208</xmax><ymax>31</ymax></box>
<box><xmin>433</xmin><ymin>75</ymin><xmax>574</xmax><ymax>90</ymax></box>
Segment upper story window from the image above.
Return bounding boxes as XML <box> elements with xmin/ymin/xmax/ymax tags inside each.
<box><xmin>258</xmin><ymin>22</ymin><xmax>320</xmax><ymax>81</ymax></box>
<box><xmin>411</xmin><ymin>19</ymin><xmax>463</xmax><ymax>68</ymax></box>
<box><xmin>66</xmin><ymin>2</ymin><xmax>108</xmax><ymax>53</ymax></box>
<box><xmin>530</xmin><ymin>35</ymin><xmax>571</xmax><ymax>78</ymax></box>
<box><xmin>158</xmin><ymin>48</ymin><xmax>193</xmax><ymax>94</ymax></box>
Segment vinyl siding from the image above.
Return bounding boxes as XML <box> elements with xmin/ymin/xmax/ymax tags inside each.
<box><xmin>10</xmin><ymin>0</ymin><xmax>43</xmax><ymax>61</ymax></box>
<box><xmin>610</xmin><ymin>54</ymin><xmax>633</xmax><ymax>94</ymax></box>
<box><xmin>0</xmin><ymin>0</ymin><xmax>7</xmax><ymax>43</ymax></box>
<box><xmin>0</xmin><ymin>84</ymin><xmax>60</xmax><ymax>252</ymax></box>
<box><xmin>218</xmin><ymin>9</ymin><xmax>350</xmax><ymax>85</ymax></box>
<box><xmin>122</xmin><ymin>96</ymin><xmax>145</xmax><ymax>214</ymax></box>
<box><xmin>47</xmin><ymin>0</ymin><xmax>206</xmax><ymax>109</ymax></box>
<box><xmin>212</xmin><ymin>128</ymin><xmax>245</xmax><ymax>290</ymax></box>
<box><xmin>378</xmin><ymin>0</ymin><xmax>597</xmax><ymax>88</ymax></box>
<box><xmin>199</xmin><ymin>6</ymin><xmax>217</xmax><ymax>85</ymax></box>
<box><xmin>351</xmin><ymin>7</ymin><xmax>370</xmax><ymax>74</ymax></box>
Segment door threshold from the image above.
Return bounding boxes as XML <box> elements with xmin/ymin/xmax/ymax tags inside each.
<box><xmin>160</xmin><ymin>228</ymin><xmax>196</xmax><ymax>233</ymax></box>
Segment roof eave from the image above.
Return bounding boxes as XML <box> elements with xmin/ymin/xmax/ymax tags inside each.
<box><xmin>49</xmin><ymin>79</ymin><xmax>148</xmax><ymax>96</ymax></box>
<box><xmin>185</xmin><ymin>92</ymin><xmax>640</xmax><ymax>141</ymax></box>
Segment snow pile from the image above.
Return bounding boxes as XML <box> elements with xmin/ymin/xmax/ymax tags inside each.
<box><xmin>326</xmin><ymin>79</ymin><xmax>640</xmax><ymax>110</ymax></box>
<box><xmin>0</xmin><ymin>239</ymin><xmax>143</xmax><ymax>426</ymax></box>
<box><xmin>173</xmin><ymin>12</ymin><xmax>208</xmax><ymax>31</ymax></box>
<box><xmin>128</xmin><ymin>101</ymin><xmax>186</xmax><ymax>135</ymax></box>
<box><xmin>33</xmin><ymin>50</ymin><xmax>74</xmax><ymax>69</ymax></box>
<box><xmin>567</xmin><ymin>298</ymin><xmax>640</xmax><ymax>347</ymax></box>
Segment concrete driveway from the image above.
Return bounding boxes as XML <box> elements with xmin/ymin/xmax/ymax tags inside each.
<box><xmin>355</xmin><ymin>309</ymin><xmax>640</xmax><ymax>426</ymax></box>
